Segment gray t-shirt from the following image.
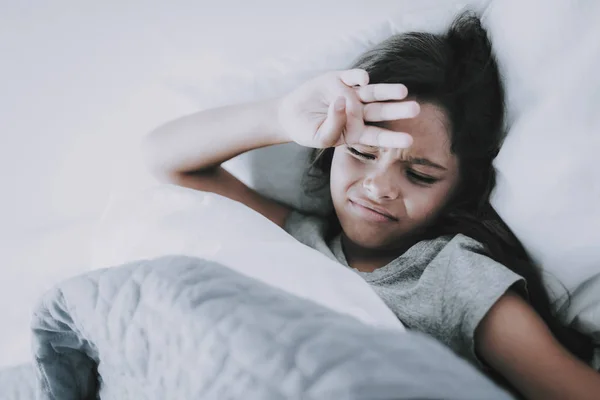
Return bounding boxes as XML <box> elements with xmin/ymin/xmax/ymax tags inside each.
<box><xmin>284</xmin><ymin>210</ymin><xmax>526</xmax><ymax>366</ymax></box>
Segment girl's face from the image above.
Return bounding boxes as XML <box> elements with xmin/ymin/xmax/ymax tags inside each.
<box><xmin>330</xmin><ymin>103</ymin><xmax>460</xmax><ymax>251</ymax></box>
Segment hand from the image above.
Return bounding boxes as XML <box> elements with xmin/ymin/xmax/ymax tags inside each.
<box><xmin>277</xmin><ymin>69</ymin><xmax>418</xmax><ymax>149</ymax></box>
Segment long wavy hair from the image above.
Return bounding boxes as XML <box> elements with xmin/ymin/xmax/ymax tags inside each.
<box><xmin>305</xmin><ymin>12</ymin><xmax>593</xmax><ymax>362</ymax></box>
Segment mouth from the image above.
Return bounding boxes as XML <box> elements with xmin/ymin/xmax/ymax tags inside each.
<box><xmin>348</xmin><ymin>199</ymin><xmax>398</xmax><ymax>223</ymax></box>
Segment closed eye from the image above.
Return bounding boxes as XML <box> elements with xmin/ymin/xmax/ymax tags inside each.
<box><xmin>348</xmin><ymin>146</ymin><xmax>376</xmax><ymax>160</ymax></box>
<box><xmin>407</xmin><ymin>170</ymin><xmax>438</xmax><ymax>186</ymax></box>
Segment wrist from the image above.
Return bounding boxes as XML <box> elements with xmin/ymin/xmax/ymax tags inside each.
<box><xmin>261</xmin><ymin>97</ymin><xmax>290</xmax><ymax>145</ymax></box>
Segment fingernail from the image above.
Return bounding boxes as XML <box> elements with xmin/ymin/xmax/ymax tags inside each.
<box><xmin>399</xmin><ymin>85</ymin><xmax>408</xmax><ymax>98</ymax></box>
<box><xmin>334</xmin><ymin>97</ymin><xmax>346</xmax><ymax>111</ymax></box>
<box><xmin>410</xmin><ymin>101</ymin><xmax>420</xmax><ymax>116</ymax></box>
<box><xmin>361</xmin><ymin>71</ymin><xmax>369</xmax><ymax>86</ymax></box>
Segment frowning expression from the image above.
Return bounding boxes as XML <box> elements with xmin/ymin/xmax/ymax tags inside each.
<box><xmin>330</xmin><ymin>103</ymin><xmax>460</xmax><ymax>250</ymax></box>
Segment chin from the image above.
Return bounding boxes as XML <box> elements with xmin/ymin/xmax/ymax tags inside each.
<box><xmin>343</xmin><ymin>226</ymin><xmax>397</xmax><ymax>250</ymax></box>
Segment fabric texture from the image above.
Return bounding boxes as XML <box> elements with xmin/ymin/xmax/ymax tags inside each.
<box><xmin>30</xmin><ymin>255</ymin><xmax>513</xmax><ymax>400</ymax></box>
<box><xmin>0</xmin><ymin>365</ymin><xmax>36</xmax><ymax>400</ymax></box>
<box><xmin>284</xmin><ymin>210</ymin><xmax>525</xmax><ymax>365</ymax></box>
<box><xmin>92</xmin><ymin>184</ymin><xmax>405</xmax><ymax>331</ymax></box>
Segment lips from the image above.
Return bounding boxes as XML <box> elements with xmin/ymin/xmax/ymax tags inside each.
<box><xmin>349</xmin><ymin>199</ymin><xmax>398</xmax><ymax>222</ymax></box>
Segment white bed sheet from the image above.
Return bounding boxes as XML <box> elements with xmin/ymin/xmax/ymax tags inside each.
<box><xmin>0</xmin><ymin>218</ymin><xmax>96</xmax><ymax>368</ymax></box>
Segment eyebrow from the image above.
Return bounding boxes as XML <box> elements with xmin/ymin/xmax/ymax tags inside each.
<box><xmin>361</xmin><ymin>146</ymin><xmax>448</xmax><ymax>171</ymax></box>
<box><xmin>407</xmin><ymin>157</ymin><xmax>448</xmax><ymax>171</ymax></box>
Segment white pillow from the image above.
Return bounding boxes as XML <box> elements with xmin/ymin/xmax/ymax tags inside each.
<box><xmin>483</xmin><ymin>0</ymin><xmax>600</xmax><ymax>342</ymax></box>
<box><xmin>219</xmin><ymin>3</ymin><xmax>488</xmax><ymax>215</ymax></box>
<box><xmin>218</xmin><ymin>3</ymin><xmax>485</xmax><ymax>215</ymax></box>
<box><xmin>111</xmin><ymin>1</ymin><xmax>487</xmax><ymax>216</ymax></box>
<box><xmin>91</xmin><ymin>184</ymin><xmax>405</xmax><ymax>333</ymax></box>
<box><xmin>147</xmin><ymin>0</ymin><xmax>600</xmax><ymax>345</ymax></box>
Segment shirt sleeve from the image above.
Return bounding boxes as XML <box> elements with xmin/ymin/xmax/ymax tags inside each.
<box><xmin>431</xmin><ymin>234</ymin><xmax>527</xmax><ymax>367</ymax></box>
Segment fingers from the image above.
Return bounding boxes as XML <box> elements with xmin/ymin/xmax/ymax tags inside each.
<box><xmin>339</xmin><ymin>69</ymin><xmax>369</xmax><ymax>87</ymax></box>
<box><xmin>358</xmin><ymin>125</ymin><xmax>413</xmax><ymax>148</ymax></box>
<box><xmin>363</xmin><ymin>101</ymin><xmax>420</xmax><ymax>122</ymax></box>
<box><xmin>315</xmin><ymin>97</ymin><xmax>347</xmax><ymax>147</ymax></box>
<box><xmin>355</xmin><ymin>83</ymin><xmax>408</xmax><ymax>102</ymax></box>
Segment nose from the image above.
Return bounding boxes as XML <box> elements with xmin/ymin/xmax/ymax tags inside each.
<box><xmin>362</xmin><ymin>169</ymin><xmax>401</xmax><ymax>201</ymax></box>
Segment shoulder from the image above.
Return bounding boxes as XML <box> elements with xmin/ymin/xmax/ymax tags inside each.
<box><xmin>435</xmin><ymin>234</ymin><xmax>499</xmax><ymax>265</ymax></box>
<box><xmin>445</xmin><ymin>233</ymin><xmax>488</xmax><ymax>254</ymax></box>
<box><xmin>418</xmin><ymin>234</ymin><xmax>487</xmax><ymax>266</ymax></box>
<box><xmin>284</xmin><ymin>209</ymin><xmax>328</xmax><ymax>233</ymax></box>
<box><xmin>426</xmin><ymin>233</ymin><xmax>526</xmax><ymax>290</ymax></box>
<box><xmin>425</xmin><ymin>235</ymin><xmax>528</xmax><ymax>364</ymax></box>
<box><xmin>418</xmin><ymin>233</ymin><xmax>485</xmax><ymax>254</ymax></box>
<box><xmin>283</xmin><ymin>209</ymin><xmax>331</xmax><ymax>247</ymax></box>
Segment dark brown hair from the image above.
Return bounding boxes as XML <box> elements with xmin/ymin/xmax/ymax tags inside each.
<box><xmin>305</xmin><ymin>12</ymin><xmax>593</xmax><ymax>362</ymax></box>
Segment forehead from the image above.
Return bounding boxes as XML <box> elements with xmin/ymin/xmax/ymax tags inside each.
<box><xmin>375</xmin><ymin>102</ymin><xmax>453</xmax><ymax>163</ymax></box>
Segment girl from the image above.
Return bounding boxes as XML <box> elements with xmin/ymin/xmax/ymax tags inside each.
<box><xmin>143</xmin><ymin>13</ymin><xmax>599</xmax><ymax>399</ymax></box>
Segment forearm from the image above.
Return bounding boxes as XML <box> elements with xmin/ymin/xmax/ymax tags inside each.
<box><xmin>477</xmin><ymin>292</ymin><xmax>600</xmax><ymax>400</ymax></box>
<box><xmin>517</xmin><ymin>350</ymin><xmax>600</xmax><ymax>400</ymax></box>
<box><xmin>497</xmin><ymin>346</ymin><xmax>600</xmax><ymax>400</ymax></box>
<box><xmin>142</xmin><ymin>98</ymin><xmax>289</xmax><ymax>177</ymax></box>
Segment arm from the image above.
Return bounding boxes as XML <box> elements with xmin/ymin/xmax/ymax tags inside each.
<box><xmin>143</xmin><ymin>99</ymin><xmax>288</xmax><ymax>176</ymax></box>
<box><xmin>142</xmin><ymin>99</ymin><xmax>293</xmax><ymax>227</ymax></box>
<box><xmin>142</xmin><ymin>69</ymin><xmax>415</xmax><ymax>227</ymax></box>
<box><xmin>476</xmin><ymin>291</ymin><xmax>600</xmax><ymax>399</ymax></box>
<box><xmin>166</xmin><ymin>167</ymin><xmax>292</xmax><ymax>228</ymax></box>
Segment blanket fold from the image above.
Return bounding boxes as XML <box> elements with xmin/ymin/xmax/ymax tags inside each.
<box><xmin>31</xmin><ymin>255</ymin><xmax>512</xmax><ymax>399</ymax></box>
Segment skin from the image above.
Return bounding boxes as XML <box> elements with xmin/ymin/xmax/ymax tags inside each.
<box><xmin>330</xmin><ymin>103</ymin><xmax>460</xmax><ymax>272</ymax></box>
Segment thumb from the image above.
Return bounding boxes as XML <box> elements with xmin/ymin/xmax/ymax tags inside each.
<box><xmin>314</xmin><ymin>97</ymin><xmax>347</xmax><ymax>147</ymax></box>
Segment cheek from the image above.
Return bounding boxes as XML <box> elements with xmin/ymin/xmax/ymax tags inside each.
<box><xmin>404</xmin><ymin>184</ymin><xmax>455</xmax><ymax>220</ymax></box>
<box><xmin>330</xmin><ymin>150</ymin><xmax>362</xmax><ymax>194</ymax></box>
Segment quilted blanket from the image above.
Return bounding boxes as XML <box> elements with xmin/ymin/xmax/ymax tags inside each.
<box><xmin>28</xmin><ymin>255</ymin><xmax>513</xmax><ymax>399</ymax></box>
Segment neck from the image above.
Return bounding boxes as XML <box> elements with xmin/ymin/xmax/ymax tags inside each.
<box><xmin>340</xmin><ymin>233</ymin><xmax>417</xmax><ymax>273</ymax></box>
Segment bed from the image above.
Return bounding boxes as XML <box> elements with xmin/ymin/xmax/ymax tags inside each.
<box><xmin>1</xmin><ymin>0</ymin><xmax>599</xmax><ymax>398</ymax></box>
